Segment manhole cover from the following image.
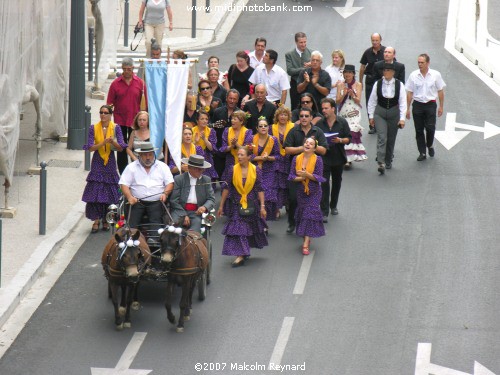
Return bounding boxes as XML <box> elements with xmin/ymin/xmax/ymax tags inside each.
<box><xmin>47</xmin><ymin>159</ymin><xmax>82</xmax><ymax>168</ymax></box>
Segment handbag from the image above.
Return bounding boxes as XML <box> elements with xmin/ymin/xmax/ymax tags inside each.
<box><xmin>238</xmin><ymin>199</ymin><xmax>255</xmax><ymax>216</ymax></box>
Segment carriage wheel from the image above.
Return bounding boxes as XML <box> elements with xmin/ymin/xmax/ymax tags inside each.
<box><xmin>197</xmin><ymin>269</ymin><xmax>207</xmax><ymax>301</ymax></box>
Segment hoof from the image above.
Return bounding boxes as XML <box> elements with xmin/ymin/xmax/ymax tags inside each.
<box><xmin>131</xmin><ymin>301</ymin><xmax>140</xmax><ymax>311</ymax></box>
<box><xmin>115</xmin><ymin>323</ymin><xmax>124</xmax><ymax>331</ymax></box>
<box><xmin>176</xmin><ymin>327</ymin><xmax>184</xmax><ymax>333</ymax></box>
<box><xmin>118</xmin><ymin>306</ymin><xmax>126</xmax><ymax>316</ymax></box>
<box><xmin>123</xmin><ymin>322</ymin><xmax>131</xmax><ymax>328</ymax></box>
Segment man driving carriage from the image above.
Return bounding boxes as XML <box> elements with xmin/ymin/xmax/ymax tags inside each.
<box><xmin>119</xmin><ymin>142</ymin><xmax>174</xmax><ymax>228</ymax></box>
<box><xmin>169</xmin><ymin>155</ymin><xmax>216</xmax><ymax>233</ymax></box>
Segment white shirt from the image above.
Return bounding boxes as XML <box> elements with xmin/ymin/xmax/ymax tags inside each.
<box><xmin>367</xmin><ymin>78</ymin><xmax>407</xmax><ymax>121</ymax></box>
<box><xmin>249</xmin><ymin>64</ymin><xmax>291</xmax><ymax>102</ymax></box>
<box><xmin>248</xmin><ymin>50</ymin><xmax>265</xmax><ymax>69</ymax></box>
<box><xmin>187</xmin><ymin>173</ymin><xmax>199</xmax><ymax>204</ymax></box>
<box><xmin>324</xmin><ymin>65</ymin><xmax>344</xmax><ymax>99</ymax></box>
<box><xmin>295</xmin><ymin>47</ymin><xmax>303</xmax><ymax>57</ymax></box>
<box><xmin>119</xmin><ymin>160</ymin><xmax>174</xmax><ymax>201</ymax></box>
<box><xmin>405</xmin><ymin>68</ymin><xmax>446</xmax><ymax>103</ymax></box>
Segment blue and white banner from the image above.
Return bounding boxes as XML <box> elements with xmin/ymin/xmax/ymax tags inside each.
<box><xmin>165</xmin><ymin>62</ymin><xmax>190</xmax><ymax>170</ymax></box>
<box><xmin>145</xmin><ymin>59</ymin><xmax>189</xmax><ymax>169</ymax></box>
<box><xmin>145</xmin><ymin>61</ymin><xmax>167</xmax><ymax>157</ymax></box>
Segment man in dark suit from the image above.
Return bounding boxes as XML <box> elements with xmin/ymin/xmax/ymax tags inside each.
<box><xmin>169</xmin><ymin>155</ymin><xmax>216</xmax><ymax>233</ymax></box>
<box><xmin>372</xmin><ymin>46</ymin><xmax>405</xmax><ymax>83</ymax></box>
<box><xmin>285</xmin><ymin>32</ymin><xmax>312</xmax><ymax>110</ymax></box>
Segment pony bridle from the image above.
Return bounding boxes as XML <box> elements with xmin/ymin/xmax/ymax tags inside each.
<box><xmin>116</xmin><ymin>236</ymin><xmax>146</xmax><ymax>277</ymax></box>
<box><xmin>158</xmin><ymin>225</ymin><xmax>186</xmax><ymax>261</ymax></box>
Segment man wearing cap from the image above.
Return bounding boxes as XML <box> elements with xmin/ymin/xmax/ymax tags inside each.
<box><xmin>119</xmin><ymin>142</ymin><xmax>174</xmax><ymax>228</ymax></box>
<box><xmin>367</xmin><ymin>63</ymin><xmax>407</xmax><ymax>174</ymax></box>
<box><xmin>169</xmin><ymin>155</ymin><xmax>216</xmax><ymax>233</ymax></box>
<box><xmin>405</xmin><ymin>53</ymin><xmax>446</xmax><ymax>161</ymax></box>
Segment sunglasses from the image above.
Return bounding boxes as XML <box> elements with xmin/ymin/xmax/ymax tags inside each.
<box><xmin>258</xmin><ymin>125</ymin><xmax>268</xmax><ymax>128</ymax></box>
<box><xmin>301</xmin><ymin>101</ymin><xmax>311</xmax><ymax>104</ymax></box>
<box><xmin>299</xmin><ymin>115</ymin><xmax>310</xmax><ymax>118</ymax></box>
<box><xmin>99</xmin><ymin>111</ymin><xmax>110</xmax><ymax>115</ymax></box>
<box><xmin>200</xmin><ymin>87</ymin><xmax>210</xmax><ymax>91</ymax></box>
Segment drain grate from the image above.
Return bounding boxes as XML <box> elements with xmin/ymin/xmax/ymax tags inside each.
<box><xmin>47</xmin><ymin>159</ymin><xmax>82</xmax><ymax>168</ymax></box>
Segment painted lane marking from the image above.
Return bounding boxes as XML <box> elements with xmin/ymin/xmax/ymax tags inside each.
<box><xmin>415</xmin><ymin>343</ymin><xmax>496</xmax><ymax>375</ymax></box>
<box><xmin>269</xmin><ymin>317</ymin><xmax>295</xmax><ymax>368</ymax></box>
<box><xmin>333</xmin><ymin>0</ymin><xmax>363</xmax><ymax>19</ymax></box>
<box><xmin>91</xmin><ymin>332</ymin><xmax>152</xmax><ymax>375</ymax></box>
<box><xmin>435</xmin><ymin>113</ymin><xmax>500</xmax><ymax>150</ymax></box>
<box><xmin>293</xmin><ymin>250</ymin><xmax>315</xmax><ymax>295</ymax></box>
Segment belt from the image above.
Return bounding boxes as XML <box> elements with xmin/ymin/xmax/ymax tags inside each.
<box><xmin>414</xmin><ymin>100</ymin><xmax>436</xmax><ymax>105</ymax></box>
<box><xmin>185</xmin><ymin>203</ymin><xmax>198</xmax><ymax>211</ymax></box>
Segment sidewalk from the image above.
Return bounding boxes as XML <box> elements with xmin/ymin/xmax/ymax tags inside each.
<box><xmin>0</xmin><ymin>0</ymin><xmax>245</xmax><ymax>334</ymax></box>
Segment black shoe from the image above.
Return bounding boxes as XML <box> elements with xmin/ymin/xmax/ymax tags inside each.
<box><xmin>368</xmin><ymin>127</ymin><xmax>376</xmax><ymax>134</ymax></box>
<box><xmin>417</xmin><ymin>154</ymin><xmax>426</xmax><ymax>161</ymax></box>
<box><xmin>231</xmin><ymin>259</ymin><xmax>245</xmax><ymax>268</ymax></box>
<box><xmin>323</xmin><ymin>216</ymin><xmax>328</xmax><ymax>223</ymax></box>
<box><xmin>286</xmin><ymin>224</ymin><xmax>295</xmax><ymax>233</ymax></box>
<box><xmin>428</xmin><ymin>147</ymin><xmax>435</xmax><ymax>157</ymax></box>
<box><xmin>331</xmin><ymin>208</ymin><xmax>338</xmax><ymax>216</ymax></box>
<box><xmin>378</xmin><ymin>163</ymin><xmax>385</xmax><ymax>174</ymax></box>
<box><xmin>385</xmin><ymin>163</ymin><xmax>392</xmax><ymax>169</ymax></box>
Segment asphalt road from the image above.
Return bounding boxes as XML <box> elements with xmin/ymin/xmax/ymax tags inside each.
<box><xmin>1</xmin><ymin>0</ymin><xmax>500</xmax><ymax>374</ymax></box>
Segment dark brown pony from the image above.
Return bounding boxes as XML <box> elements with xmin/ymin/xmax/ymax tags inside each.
<box><xmin>101</xmin><ymin>227</ymin><xmax>151</xmax><ymax>330</ymax></box>
<box><xmin>159</xmin><ymin>227</ymin><xmax>208</xmax><ymax>332</ymax></box>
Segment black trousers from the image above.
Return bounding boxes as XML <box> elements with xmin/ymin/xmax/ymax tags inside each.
<box><xmin>287</xmin><ymin>180</ymin><xmax>298</xmax><ymax>226</ymax></box>
<box><xmin>320</xmin><ymin>164</ymin><xmax>344</xmax><ymax>216</ymax></box>
<box><xmin>364</xmin><ymin>80</ymin><xmax>375</xmax><ymax>117</ymax></box>
<box><xmin>117</xmin><ymin>125</ymin><xmax>133</xmax><ymax>175</ymax></box>
<box><xmin>290</xmin><ymin>79</ymin><xmax>300</xmax><ymax>111</ymax></box>
<box><xmin>213</xmin><ymin>153</ymin><xmax>226</xmax><ymax>180</ymax></box>
<box><xmin>412</xmin><ymin>101</ymin><xmax>437</xmax><ymax>154</ymax></box>
<box><xmin>128</xmin><ymin>200</ymin><xmax>164</xmax><ymax>229</ymax></box>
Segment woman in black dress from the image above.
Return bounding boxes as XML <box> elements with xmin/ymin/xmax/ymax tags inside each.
<box><xmin>223</xmin><ymin>51</ymin><xmax>255</xmax><ymax>108</ymax></box>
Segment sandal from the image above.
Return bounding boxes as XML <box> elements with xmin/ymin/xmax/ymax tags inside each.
<box><xmin>91</xmin><ymin>221</ymin><xmax>99</xmax><ymax>234</ymax></box>
<box><xmin>302</xmin><ymin>245</ymin><xmax>310</xmax><ymax>255</ymax></box>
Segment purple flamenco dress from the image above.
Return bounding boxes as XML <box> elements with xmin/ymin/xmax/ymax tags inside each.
<box><xmin>288</xmin><ymin>156</ymin><xmax>326</xmax><ymax>238</ymax></box>
<box><xmin>82</xmin><ymin>125</ymin><xmax>127</xmax><ymax>221</ymax></box>
<box><xmin>221</xmin><ymin>168</ymin><xmax>268</xmax><ymax>257</ymax></box>
<box><xmin>250</xmin><ymin>135</ymin><xmax>281</xmax><ymax>221</ymax></box>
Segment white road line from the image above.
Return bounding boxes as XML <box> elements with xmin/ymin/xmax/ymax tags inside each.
<box><xmin>293</xmin><ymin>250</ymin><xmax>315</xmax><ymax>295</ymax></box>
<box><xmin>269</xmin><ymin>317</ymin><xmax>295</xmax><ymax>368</ymax></box>
<box><xmin>116</xmin><ymin>332</ymin><xmax>148</xmax><ymax>370</ymax></box>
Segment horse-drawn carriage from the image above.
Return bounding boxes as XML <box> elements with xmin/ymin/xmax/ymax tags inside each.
<box><xmin>101</xmin><ymin>197</ymin><xmax>215</xmax><ymax>332</ymax></box>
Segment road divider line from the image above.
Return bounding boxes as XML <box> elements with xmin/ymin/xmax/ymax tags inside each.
<box><xmin>293</xmin><ymin>250</ymin><xmax>315</xmax><ymax>295</ymax></box>
<box><xmin>269</xmin><ymin>317</ymin><xmax>295</xmax><ymax>368</ymax></box>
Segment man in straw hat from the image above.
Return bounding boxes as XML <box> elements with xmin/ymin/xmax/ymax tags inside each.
<box><xmin>169</xmin><ymin>155</ymin><xmax>216</xmax><ymax>233</ymax></box>
<box><xmin>119</xmin><ymin>142</ymin><xmax>174</xmax><ymax>228</ymax></box>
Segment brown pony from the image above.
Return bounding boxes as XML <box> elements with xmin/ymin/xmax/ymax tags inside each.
<box><xmin>101</xmin><ymin>227</ymin><xmax>151</xmax><ymax>330</ymax></box>
<box><xmin>159</xmin><ymin>227</ymin><xmax>208</xmax><ymax>332</ymax></box>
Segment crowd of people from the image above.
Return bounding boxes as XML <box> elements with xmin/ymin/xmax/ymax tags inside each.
<box><xmin>82</xmin><ymin>30</ymin><xmax>446</xmax><ymax>265</ymax></box>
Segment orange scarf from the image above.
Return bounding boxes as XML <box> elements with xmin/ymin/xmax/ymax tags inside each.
<box><xmin>272</xmin><ymin>122</ymin><xmax>294</xmax><ymax>156</ymax></box>
<box><xmin>193</xmin><ymin>126</ymin><xmax>211</xmax><ymax>150</ymax></box>
<box><xmin>94</xmin><ymin>121</ymin><xmax>116</xmax><ymax>166</ymax></box>
<box><xmin>295</xmin><ymin>153</ymin><xmax>317</xmax><ymax>195</ymax></box>
<box><xmin>181</xmin><ymin>143</ymin><xmax>196</xmax><ymax>158</ymax></box>
<box><xmin>233</xmin><ymin>162</ymin><xmax>257</xmax><ymax>209</ymax></box>
<box><xmin>252</xmin><ymin>134</ymin><xmax>274</xmax><ymax>169</ymax></box>
<box><xmin>228</xmin><ymin>126</ymin><xmax>248</xmax><ymax>163</ymax></box>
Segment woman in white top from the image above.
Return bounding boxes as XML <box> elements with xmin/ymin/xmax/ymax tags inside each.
<box><xmin>138</xmin><ymin>0</ymin><xmax>173</xmax><ymax>57</ymax></box>
<box><xmin>324</xmin><ymin>49</ymin><xmax>345</xmax><ymax>99</ymax></box>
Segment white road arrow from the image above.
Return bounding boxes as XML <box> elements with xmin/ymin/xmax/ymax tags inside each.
<box><xmin>415</xmin><ymin>343</ymin><xmax>496</xmax><ymax>375</ymax></box>
<box><xmin>91</xmin><ymin>332</ymin><xmax>152</xmax><ymax>375</ymax></box>
<box><xmin>333</xmin><ymin>0</ymin><xmax>363</xmax><ymax>19</ymax></box>
<box><xmin>434</xmin><ymin>113</ymin><xmax>500</xmax><ymax>150</ymax></box>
